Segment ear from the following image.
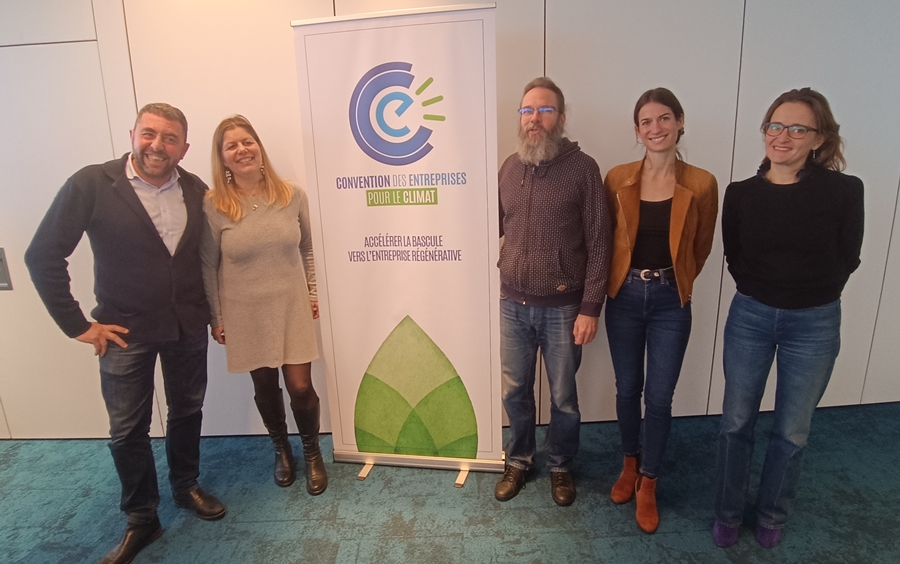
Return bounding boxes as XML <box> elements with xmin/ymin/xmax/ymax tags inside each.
<box><xmin>560</xmin><ymin>113</ymin><xmax>567</xmax><ymax>128</ymax></box>
<box><xmin>812</xmin><ymin>134</ymin><xmax>824</xmax><ymax>151</ymax></box>
<box><xmin>179</xmin><ymin>142</ymin><xmax>190</xmax><ymax>160</ymax></box>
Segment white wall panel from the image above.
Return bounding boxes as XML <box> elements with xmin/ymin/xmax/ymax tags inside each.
<box><xmin>708</xmin><ymin>0</ymin><xmax>900</xmax><ymax>413</ymax></box>
<box><xmin>863</xmin><ymin>175</ymin><xmax>900</xmax><ymax>404</ymax></box>
<box><xmin>0</xmin><ymin>401</ymin><xmax>10</xmax><ymax>439</ymax></box>
<box><xmin>93</xmin><ymin>0</ymin><xmax>138</xmax><ymax>156</ymax></box>
<box><xmin>0</xmin><ymin>0</ymin><xmax>96</xmax><ymax>47</ymax></box>
<box><xmin>0</xmin><ymin>42</ymin><xmax>160</xmax><ymax>438</ymax></box>
<box><xmin>122</xmin><ymin>0</ymin><xmax>334</xmax><ymax>435</ymax></box>
<box><xmin>546</xmin><ymin>0</ymin><xmax>744</xmax><ymax>421</ymax></box>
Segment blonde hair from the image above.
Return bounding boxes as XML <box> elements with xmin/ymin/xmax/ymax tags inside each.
<box><xmin>209</xmin><ymin>115</ymin><xmax>292</xmax><ymax>221</ymax></box>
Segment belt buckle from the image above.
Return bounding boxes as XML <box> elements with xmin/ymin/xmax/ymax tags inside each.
<box><xmin>639</xmin><ymin>269</ymin><xmax>653</xmax><ymax>281</ymax></box>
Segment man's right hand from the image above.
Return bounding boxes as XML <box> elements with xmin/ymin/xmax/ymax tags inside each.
<box><xmin>76</xmin><ymin>322</ymin><xmax>129</xmax><ymax>357</ymax></box>
<box><xmin>211</xmin><ymin>326</ymin><xmax>225</xmax><ymax>345</ymax></box>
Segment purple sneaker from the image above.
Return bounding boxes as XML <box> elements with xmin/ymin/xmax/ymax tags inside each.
<box><xmin>713</xmin><ymin>520</ymin><xmax>739</xmax><ymax>548</ymax></box>
<box><xmin>756</xmin><ymin>525</ymin><xmax>783</xmax><ymax>548</ymax></box>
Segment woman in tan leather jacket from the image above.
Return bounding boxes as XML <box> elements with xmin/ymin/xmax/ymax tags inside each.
<box><xmin>604</xmin><ymin>88</ymin><xmax>718</xmax><ymax>533</ymax></box>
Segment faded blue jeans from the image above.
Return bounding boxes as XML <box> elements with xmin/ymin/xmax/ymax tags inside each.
<box><xmin>715</xmin><ymin>292</ymin><xmax>841</xmax><ymax>530</ymax></box>
<box><xmin>605</xmin><ymin>270</ymin><xmax>691</xmax><ymax>478</ymax></box>
<box><xmin>99</xmin><ymin>330</ymin><xmax>208</xmax><ymax>525</ymax></box>
<box><xmin>500</xmin><ymin>297</ymin><xmax>582</xmax><ymax>471</ymax></box>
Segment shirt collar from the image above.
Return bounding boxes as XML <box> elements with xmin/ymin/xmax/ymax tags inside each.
<box><xmin>126</xmin><ymin>152</ymin><xmax>181</xmax><ymax>189</ymax></box>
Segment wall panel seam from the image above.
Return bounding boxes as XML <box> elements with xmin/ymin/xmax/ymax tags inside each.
<box><xmin>707</xmin><ymin>0</ymin><xmax>748</xmax><ymax>415</ymax></box>
<box><xmin>0</xmin><ymin>39</ymin><xmax>95</xmax><ymax>50</ymax></box>
<box><xmin>859</xmin><ymin>172</ymin><xmax>900</xmax><ymax>403</ymax></box>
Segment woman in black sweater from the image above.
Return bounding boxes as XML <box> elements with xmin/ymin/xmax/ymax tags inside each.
<box><xmin>713</xmin><ymin>88</ymin><xmax>864</xmax><ymax>549</ymax></box>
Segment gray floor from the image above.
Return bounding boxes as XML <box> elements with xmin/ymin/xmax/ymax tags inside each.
<box><xmin>2</xmin><ymin>403</ymin><xmax>899</xmax><ymax>563</ymax></box>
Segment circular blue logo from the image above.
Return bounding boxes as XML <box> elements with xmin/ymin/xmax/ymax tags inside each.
<box><xmin>349</xmin><ymin>62</ymin><xmax>445</xmax><ymax>166</ymax></box>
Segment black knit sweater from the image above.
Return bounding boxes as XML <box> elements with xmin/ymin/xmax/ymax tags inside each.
<box><xmin>722</xmin><ymin>164</ymin><xmax>864</xmax><ymax>309</ymax></box>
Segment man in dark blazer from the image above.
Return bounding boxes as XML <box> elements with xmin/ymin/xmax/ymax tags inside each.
<box><xmin>25</xmin><ymin>103</ymin><xmax>225</xmax><ymax>564</ymax></box>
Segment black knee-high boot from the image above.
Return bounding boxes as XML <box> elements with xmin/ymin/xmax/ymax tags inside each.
<box><xmin>254</xmin><ymin>392</ymin><xmax>295</xmax><ymax>487</ymax></box>
<box><xmin>291</xmin><ymin>398</ymin><xmax>327</xmax><ymax>495</ymax></box>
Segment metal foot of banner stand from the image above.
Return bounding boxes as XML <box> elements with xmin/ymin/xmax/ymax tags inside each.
<box><xmin>454</xmin><ymin>469</ymin><xmax>469</xmax><ymax>488</ymax></box>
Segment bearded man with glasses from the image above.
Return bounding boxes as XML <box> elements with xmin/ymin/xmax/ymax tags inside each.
<box><xmin>495</xmin><ymin>77</ymin><xmax>612</xmax><ymax>506</ymax></box>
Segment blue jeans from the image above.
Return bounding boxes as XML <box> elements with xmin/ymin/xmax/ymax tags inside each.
<box><xmin>605</xmin><ymin>270</ymin><xmax>691</xmax><ymax>478</ymax></box>
<box><xmin>99</xmin><ymin>330</ymin><xmax>208</xmax><ymax>525</ymax></box>
<box><xmin>715</xmin><ymin>292</ymin><xmax>841</xmax><ymax>529</ymax></box>
<box><xmin>500</xmin><ymin>298</ymin><xmax>582</xmax><ymax>471</ymax></box>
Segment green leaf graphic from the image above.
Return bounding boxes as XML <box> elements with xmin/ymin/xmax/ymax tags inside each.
<box><xmin>354</xmin><ymin>316</ymin><xmax>477</xmax><ymax>458</ymax></box>
<box><xmin>354</xmin><ymin>374</ymin><xmax>412</xmax><ymax>446</ymax></box>
<box><xmin>395</xmin><ymin>410</ymin><xmax>438</xmax><ymax>456</ymax></box>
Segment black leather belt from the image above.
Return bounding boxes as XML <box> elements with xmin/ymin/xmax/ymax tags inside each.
<box><xmin>631</xmin><ymin>267</ymin><xmax>675</xmax><ymax>281</ymax></box>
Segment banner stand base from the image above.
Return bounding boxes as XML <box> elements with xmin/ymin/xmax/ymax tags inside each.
<box><xmin>334</xmin><ymin>450</ymin><xmax>504</xmax><ymax>473</ymax></box>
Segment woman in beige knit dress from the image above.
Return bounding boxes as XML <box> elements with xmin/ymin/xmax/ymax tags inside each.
<box><xmin>201</xmin><ymin>115</ymin><xmax>326</xmax><ymax>494</ymax></box>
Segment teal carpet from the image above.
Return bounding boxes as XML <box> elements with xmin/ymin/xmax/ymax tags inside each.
<box><xmin>2</xmin><ymin>403</ymin><xmax>899</xmax><ymax>563</ymax></box>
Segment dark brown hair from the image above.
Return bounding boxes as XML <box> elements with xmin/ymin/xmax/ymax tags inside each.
<box><xmin>135</xmin><ymin>103</ymin><xmax>188</xmax><ymax>139</ymax></box>
<box><xmin>760</xmin><ymin>87</ymin><xmax>846</xmax><ymax>171</ymax></box>
<box><xmin>634</xmin><ymin>87</ymin><xmax>685</xmax><ymax>142</ymax></box>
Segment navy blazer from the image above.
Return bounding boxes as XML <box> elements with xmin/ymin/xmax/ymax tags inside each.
<box><xmin>25</xmin><ymin>154</ymin><xmax>211</xmax><ymax>342</ymax></box>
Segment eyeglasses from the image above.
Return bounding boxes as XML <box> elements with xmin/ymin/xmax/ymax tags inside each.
<box><xmin>518</xmin><ymin>106</ymin><xmax>557</xmax><ymax>116</ymax></box>
<box><xmin>762</xmin><ymin>122</ymin><xmax>819</xmax><ymax>139</ymax></box>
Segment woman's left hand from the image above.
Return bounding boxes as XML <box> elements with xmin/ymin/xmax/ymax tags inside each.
<box><xmin>311</xmin><ymin>300</ymin><xmax>319</xmax><ymax>319</ymax></box>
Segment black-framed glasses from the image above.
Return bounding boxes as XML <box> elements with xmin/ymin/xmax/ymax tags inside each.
<box><xmin>518</xmin><ymin>106</ymin><xmax>557</xmax><ymax>116</ymax></box>
<box><xmin>763</xmin><ymin>122</ymin><xmax>819</xmax><ymax>139</ymax></box>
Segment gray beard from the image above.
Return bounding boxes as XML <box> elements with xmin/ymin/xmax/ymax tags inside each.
<box><xmin>516</xmin><ymin>121</ymin><xmax>564</xmax><ymax>165</ymax></box>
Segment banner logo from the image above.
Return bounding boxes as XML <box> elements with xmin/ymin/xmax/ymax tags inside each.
<box><xmin>349</xmin><ymin>62</ymin><xmax>445</xmax><ymax>166</ymax></box>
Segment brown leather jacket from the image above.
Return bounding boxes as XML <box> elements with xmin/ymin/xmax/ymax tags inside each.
<box><xmin>605</xmin><ymin>159</ymin><xmax>718</xmax><ymax>306</ymax></box>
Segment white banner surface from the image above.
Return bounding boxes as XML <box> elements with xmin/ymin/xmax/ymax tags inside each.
<box><xmin>292</xmin><ymin>5</ymin><xmax>502</xmax><ymax>471</ymax></box>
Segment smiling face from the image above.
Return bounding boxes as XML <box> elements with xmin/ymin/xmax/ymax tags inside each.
<box><xmin>764</xmin><ymin>101</ymin><xmax>823</xmax><ymax>173</ymax></box>
<box><xmin>635</xmin><ymin>101</ymin><xmax>683</xmax><ymax>154</ymax></box>
<box><xmin>129</xmin><ymin>113</ymin><xmax>189</xmax><ymax>187</ymax></box>
<box><xmin>220</xmin><ymin>126</ymin><xmax>261</xmax><ymax>178</ymax></box>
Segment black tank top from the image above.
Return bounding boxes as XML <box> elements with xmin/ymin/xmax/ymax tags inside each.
<box><xmin>630</xmin><ymin>198</ymin><xmax>673</xmax><ymax>269</ymax></box>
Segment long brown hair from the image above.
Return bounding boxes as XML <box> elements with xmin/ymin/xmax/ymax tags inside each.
<box><xmin>760</xmin><ymin>88</ymin><xmax>846</xmax><ymax>172</ymax></box>
<box><xmin>209</xmin><ymin>115</ymin><xmax>292</xmax><ymax>222</ymax></box>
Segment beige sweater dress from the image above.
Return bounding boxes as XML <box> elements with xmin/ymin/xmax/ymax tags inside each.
<box><xmin>201</xmin><ymin>184</ymin><xmax>318</xmax><ymax>373</ymax></box>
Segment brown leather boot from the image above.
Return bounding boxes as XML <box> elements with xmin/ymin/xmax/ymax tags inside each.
<box><xmin>292</xmin><ymin>399</ymin><xmax>328</xmax><ymax>495</ymax></box>
<box><xmin>611</xmin><ymin>455</ymin><xmax>639</xmax><ymax>504</ymax></box>
<box><xmin>254</xmin><ymin>392</ymin><xmax>295</xmax><ymax>487</ymax></box>
<box><xmin>635</xmin><ymin>474</ymin><xmax>659</xmax><ymax>533</ymax></box>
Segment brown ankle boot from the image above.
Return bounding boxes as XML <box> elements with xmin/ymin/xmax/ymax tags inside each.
<box><xmin>611</xmin><ymin>455</ymin><xmax>639</xmax><ymax>504</ymax></box>
<box><xmin>254</xmin><ymin>392</ymin><xmax>296</xmax><ymax>487</ymax></box>
<box><xmin>292</xmin><ymin>399</ymin><xmax>328</xmax><ymax>495</ymax></box>
<box><xmin>635</xmin><ymin>474</ymin><xmax>659</xmax><ymax>533</ymax></box>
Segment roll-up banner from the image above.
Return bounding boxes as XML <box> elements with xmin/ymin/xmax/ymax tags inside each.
<box><xmin>292</xmin><ymin>4</ymin><xmax>502</xmax><ymax>472</ymax></box>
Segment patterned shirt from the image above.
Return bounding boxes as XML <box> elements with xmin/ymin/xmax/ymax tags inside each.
<box><xmin>498</xmin><ymin>138</ymin><xmax>612</xmax><ymax>316</ymax></box>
